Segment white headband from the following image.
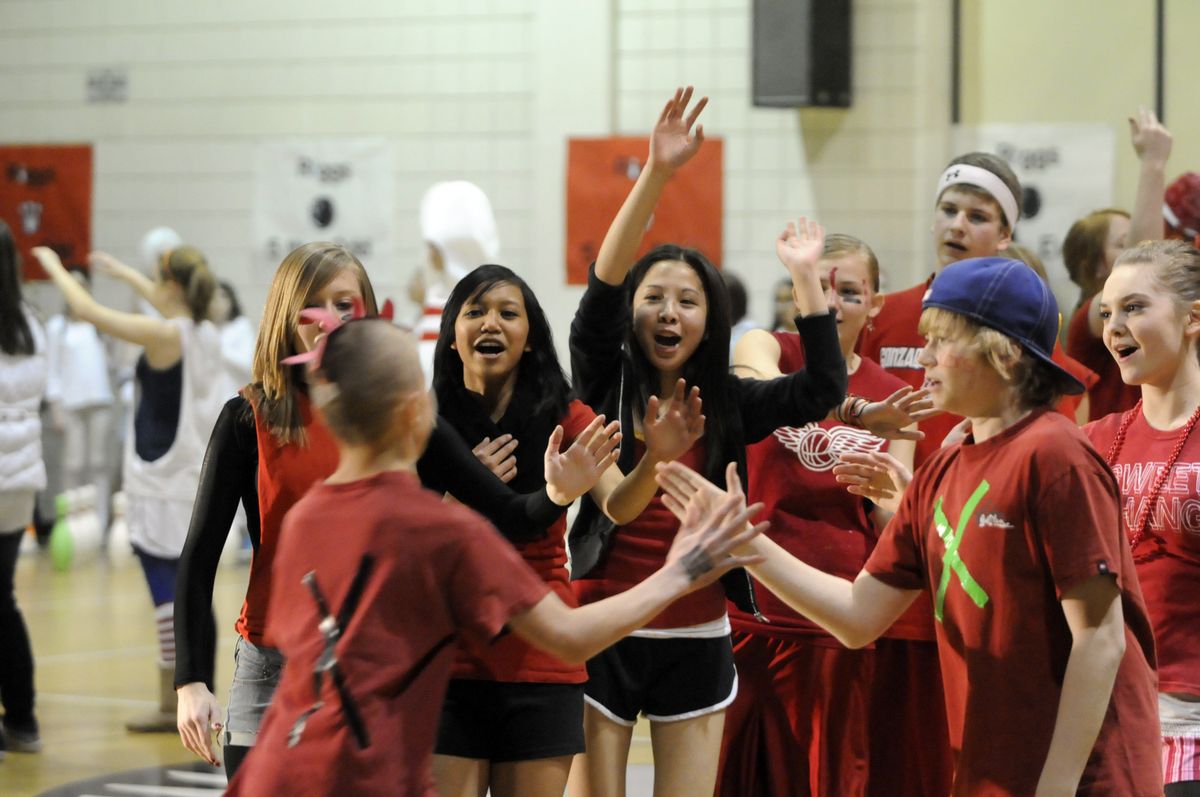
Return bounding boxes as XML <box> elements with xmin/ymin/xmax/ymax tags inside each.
<box><xmin>1163</xmin><ymin>202</ymin><xmax>1199</xmax><ymax>239</ymax></box>
<box><xmin>935</xmin><ymin>164</ymin><xmax>1020</xmax><ymax>229</ymax></box>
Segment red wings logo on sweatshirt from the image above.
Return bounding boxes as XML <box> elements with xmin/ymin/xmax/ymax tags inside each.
<box><xmin>773</xmin><ymin>424</ymin><xmax>886</xmax><ymax>472</ymax></box>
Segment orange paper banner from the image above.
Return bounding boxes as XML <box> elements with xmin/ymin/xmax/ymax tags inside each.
<box><xmin>0</xmin><ymin>144</ymin><xmax>93</xmax><ymax>279</ymax></box>
<box><xmin>565</xmin><ymin>137</ymin><xmax>722</xmax><ymax>285</ymax></box>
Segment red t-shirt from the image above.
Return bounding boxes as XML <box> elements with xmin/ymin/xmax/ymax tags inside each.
<box><xmin>731</xmin><ymin>332</ymin><xmax>934</xmax><ymax>642</ymax></box>
<box><xmin>453</xmin><ymin>400</ymin><xmax>596</xmax><ymax>684</ymax></box>
<box><xmin>226</xmin><ymin>471</ymin><xmax>550</xmax><ymax>797</ymax></box>
<box><xmin>574</xmin><ymin>440</ymin><xmax>726</xmax><ymax>629</ymax></box>
<box><xmin>1067</xmin><ymin>301</ymin><xmax>1141</xmax><ymax>422</ymax></box>
<box><xmin>858</xmin><ymin>279</ymin><xmax>963</xmax><ymax>468</ymax></box>
<box><xmin>1086</xmin><ymin>409</ymin><xmax>1200</xmax><ymax>696</ymax></box>
<box><xmin>239</xmin><ymin>393</ymin><xmax>340</xmax><ymax>646</ymax></box>
<box><xmin>865</xmin><ymin>410</ymin><xmax>1160</xmax><ymax>796</ymax></box>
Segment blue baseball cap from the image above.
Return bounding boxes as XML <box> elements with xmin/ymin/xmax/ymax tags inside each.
<box><xmin>922</xmin><ymin>257</ymin><xmax>1085</xmax><ymax>395</ymax></box>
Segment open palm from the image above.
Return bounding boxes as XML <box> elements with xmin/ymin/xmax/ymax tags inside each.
<box><xmin>649</xmin><ymin>86</ymin><xmax>708</xmax><ymax>174</ymax></box>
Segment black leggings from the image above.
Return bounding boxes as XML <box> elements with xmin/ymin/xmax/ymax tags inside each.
<box><xmin>1167</xmin><ymin>782</ymin><xmax>1200</xmax><ymax>797</ymax></box>
<box><xmin>0</xmin><ymin>529</ymin><xmax>35</xmax><ymax>729</ymax></box>
<box><xmin>224</xmin><ymin>744</ymin><xmax>251</xmax><ymax>779</ymax></box>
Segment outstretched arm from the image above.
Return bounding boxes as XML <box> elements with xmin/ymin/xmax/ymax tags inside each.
<box><xmin>594</xmin><ymin>86</ymin><xmax>708</xmax><ymax>286</ymax></box>
<box><xmin>509</xmin><ymin>490</ymin><xmax>765</xmax><ymax>663</ymax></box>
<box><xmin>89</xmin><ymin>250</ymin><xmax>174</xmax><ymax>316</ymax></box>
<box><xmin>32</xmin><ymin>247</ymin><xmax>181</xmax><ymax>367</ymax></box>
<box><xmin>656</xmin><ymin>460</ymin><xmax>918</xmax><ymax>648</ymax></box>
<box><xmin>419</xmin><ymin>418</ymin><xmax>565</xmax><ymax>542</ymax></box>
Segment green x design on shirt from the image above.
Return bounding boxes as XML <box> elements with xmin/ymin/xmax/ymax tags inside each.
<box><xmin>931</xmin><ymin>480</ymin><xmax>992</xmax><ymax>622</ymax></box>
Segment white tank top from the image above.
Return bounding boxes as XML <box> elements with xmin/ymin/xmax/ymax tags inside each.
<box><xmin>124</xmin><ymin>318</ymin><xmax>224</xmax><ymax>558</ymax></box>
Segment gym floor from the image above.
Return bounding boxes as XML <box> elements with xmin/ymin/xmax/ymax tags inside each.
<box><xmin>1</xmin><ymin>539</ymin><xmax>656</xmax><ymax>797</ymax></box>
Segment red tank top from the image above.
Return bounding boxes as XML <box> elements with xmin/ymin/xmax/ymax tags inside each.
<box><xmin>237</xmin><ymin>393</ymin><xmax>340</xmax><ymax>645</ymax></box>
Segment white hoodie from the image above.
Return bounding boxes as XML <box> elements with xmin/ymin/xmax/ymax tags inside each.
<box><xmin>415</xmin><ymin>181</ymin><xmax>500</xmax><ymax>384</ymax></box>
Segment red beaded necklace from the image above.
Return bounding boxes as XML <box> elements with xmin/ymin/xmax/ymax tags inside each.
<box><xmin>1104</xmin><ymin>398</ymin><xmax>1200</xmax><ymax>549</ymax></box>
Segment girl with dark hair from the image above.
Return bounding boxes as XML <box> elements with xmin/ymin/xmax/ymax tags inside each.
<box><xmin>173</xmin><ymin>244</ymin><xmax>617</xmax><ymax>779</ymax></box>
<box><xmin>431</xmin><ymin>264</ymin><xmax>698</xmax><ymax>797</ymax></box>
<box><xmin>566</xmin><ymin>87</ymin><xmax>849</xmax><ymax>796</ymax></box>
<box><xmin>0</xmin><ymin>221</ymin><xmax>47</xmax><ymax>757</ymax></box>
<box><xmin>33</xmin><ymin>243</ymin><xmax>226</xmax><ymax>734</ymax></box>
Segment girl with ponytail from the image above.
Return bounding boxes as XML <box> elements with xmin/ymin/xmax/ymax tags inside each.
<box><xmin>33</xmin><ymin>244</ymin><xmax>226</xmax><ymax>734</ymax></box>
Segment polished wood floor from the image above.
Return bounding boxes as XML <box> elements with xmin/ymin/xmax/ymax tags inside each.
<box><xmin>2</xmin><ymin>538</ymin><xmax>244</xmax><ymax>797</ymax></box>
<box><xmin>2</xmin><ymin>534</ymin><xmax>656</xmax><ymax>797</ymax></box>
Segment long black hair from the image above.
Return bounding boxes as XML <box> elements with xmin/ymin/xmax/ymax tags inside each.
<box><xmin>625</xmin><ymin>244</ymin><xmax>738</xmax><ymax>485</ymax></box>
<box><xmin>432</xmin><ymin>264</ymin><xmax>572</xmax><ymax>479</ymax></box>
<box><xmin>0</xmin><ymin>220</ymin><xmax>35</xmax><ymax>357</ymax></box>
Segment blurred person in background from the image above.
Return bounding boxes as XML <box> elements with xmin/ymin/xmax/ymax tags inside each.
<box><xmin>0</xmin><ymin>220</ymin><xmax>48</xmax><ymax>758</ymax></box>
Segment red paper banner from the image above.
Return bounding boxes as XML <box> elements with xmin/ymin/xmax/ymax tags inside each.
<box><xmin>565</xmin><ymin>137</ymin><xmax>722</xmax><ymax>285</ymax></box>
<box><xmin>0</xmin><ymin>144</ymin><xmax>93</xmax><ymax>279</ymax></box>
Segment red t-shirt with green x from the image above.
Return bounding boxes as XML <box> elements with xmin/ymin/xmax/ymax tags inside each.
<box><xmin>865</xmin><ymin>409</ymin><xmax>1161</xmax><ymax>796</ymax></box>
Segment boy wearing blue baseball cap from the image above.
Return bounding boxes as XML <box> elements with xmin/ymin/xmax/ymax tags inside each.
<box><xmin>658</xmin><ymin>256</ymin><xmax>1162</xmax><ymax>796</ymax></box>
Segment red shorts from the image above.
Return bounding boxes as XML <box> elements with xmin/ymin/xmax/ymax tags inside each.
<box><xmin>867</xmin><ymin>639</ymin><xmax>954</xmax><ymax>797</ymax></box>
<box><xmin>716</xmin><ymin>631</ymin><xmax>872</xmax><ymax>797</ymax></box>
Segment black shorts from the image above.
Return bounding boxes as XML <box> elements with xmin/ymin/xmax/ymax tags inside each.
<box><xmin>584</xmin><ymin>635</ymin><xmax>737</xmax><ymax>725</ymax></box>
<box><xmin>435</xmin><ymin>680</ymin><xmax>585</xmax><ymax>762</ymax></box>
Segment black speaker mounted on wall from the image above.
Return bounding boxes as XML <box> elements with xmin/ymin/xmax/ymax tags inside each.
<box><xmin>752</xmin><ymin>0</ymin><xmax>852</xmax><ymax>108</ymax></box>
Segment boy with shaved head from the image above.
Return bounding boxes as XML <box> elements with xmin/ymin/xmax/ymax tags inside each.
<box><xmin>225</xmin><ymin>320</ymin><xmax>764</xmax><ymax>796</ymax></box>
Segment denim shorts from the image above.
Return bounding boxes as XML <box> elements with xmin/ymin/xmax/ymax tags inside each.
<box><xmin>223</xmin><ymin>636</ymin><xmax>284</xmax><ymax>747</ymax></box>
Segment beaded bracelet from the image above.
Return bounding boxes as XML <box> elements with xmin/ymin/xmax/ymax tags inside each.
<box><xmin>834</xmin><ymin>395</ymin><xmax>869</xmax><ymax>427</ymax></box>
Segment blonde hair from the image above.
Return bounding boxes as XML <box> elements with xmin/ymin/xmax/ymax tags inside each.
<box><xmin>159</xmin><ymin>246</ymin><xmax>215</xmax><ymax>322</ymax></box>
<box><xmin>823</xmin><ymin>234</ymin><xmax>880</xmax><ymax>291</ymax></box>
<box><xmin>247</xmin><ymin>243</ymin><xmax>377</xmax><ymax>444</ymax></box>
<box><xmin>918</xmin><ymin>307</ymin><xmax>1062</xmax><ymax>409</ymax></box>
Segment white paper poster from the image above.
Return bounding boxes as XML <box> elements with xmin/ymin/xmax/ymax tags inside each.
<box><xmin>951</xmin><ymin>123</ymin><xmax>1115</xmax><ymax>315</ymax></box>
<box><xmin>252</xmin><ymin>138</ymin><xmax>396</xmax><ymax>270</ymax></box>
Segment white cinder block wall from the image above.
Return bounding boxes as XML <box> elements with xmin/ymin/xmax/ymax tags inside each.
<box><xmin>2</xmin><ymin>0</ymin><xmax>951</xmax><ymax>359</ymax></box>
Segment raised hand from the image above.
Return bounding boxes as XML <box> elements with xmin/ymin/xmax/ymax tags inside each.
<box><xmin>544</xmin><ymin>415</ymin><xmax>622</xmax><ymax>506</ymax></box>
<box><xmin>30</xmin><ymin>245</ymin><xmax>67</xmax><ymax>276</ymax></box>
<box><xmin>472</xmin><ymin>434</ymin><xmax>519</xmax><ymax>483</ymax></box>
<box><xmin>648</xmin><ymin>86</ymin><xmax>708</xmax><ymax>175</ymax></box>
<box><xmin>643</xmin><ymin>379</ymin><xmax>704</xmax><ymax>463</ymax></box>
<box><xmin>776</xmin><ymin>217</ymin><xmax>825</xmax><ymax>277</ymax></box>
<box><xmin>1129</xmin><ymin>106</ymin><xmax>1172</xmax><ymax>168</ymax></box>
<box><xmin>657</xmin><ymin>460</ymin><xmax>743</xmax><ymax>524</ymax></box>
<box><xmin>832</xmin><ymin>450</ymin><xmax>912</xmax><ymax>514</ymax></box>
<box><xmin>855</xmin><ymin>386</ymin><xmax>937</xmax><ymax>440</ymax></box>
<box><xmin>176</xmin><ymin>682</ymin><xmax>223</xmax><ymax>766</ymax></box>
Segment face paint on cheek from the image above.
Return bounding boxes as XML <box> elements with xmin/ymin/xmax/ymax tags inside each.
<box><xmin>938</xmin><ymin>351</ymin><xmax>978</xmax><ymax>370</ymax></box>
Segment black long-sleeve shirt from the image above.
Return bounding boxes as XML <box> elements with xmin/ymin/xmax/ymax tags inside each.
<box><xmin>174</xmin><ymin>396</ymin><xmax>565</xmax><ymax>689</ymax></box>
<box><xmin>567</xmin><ymin>265</ymin><xmax>848</xmax><ymax>603</ymax></box>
